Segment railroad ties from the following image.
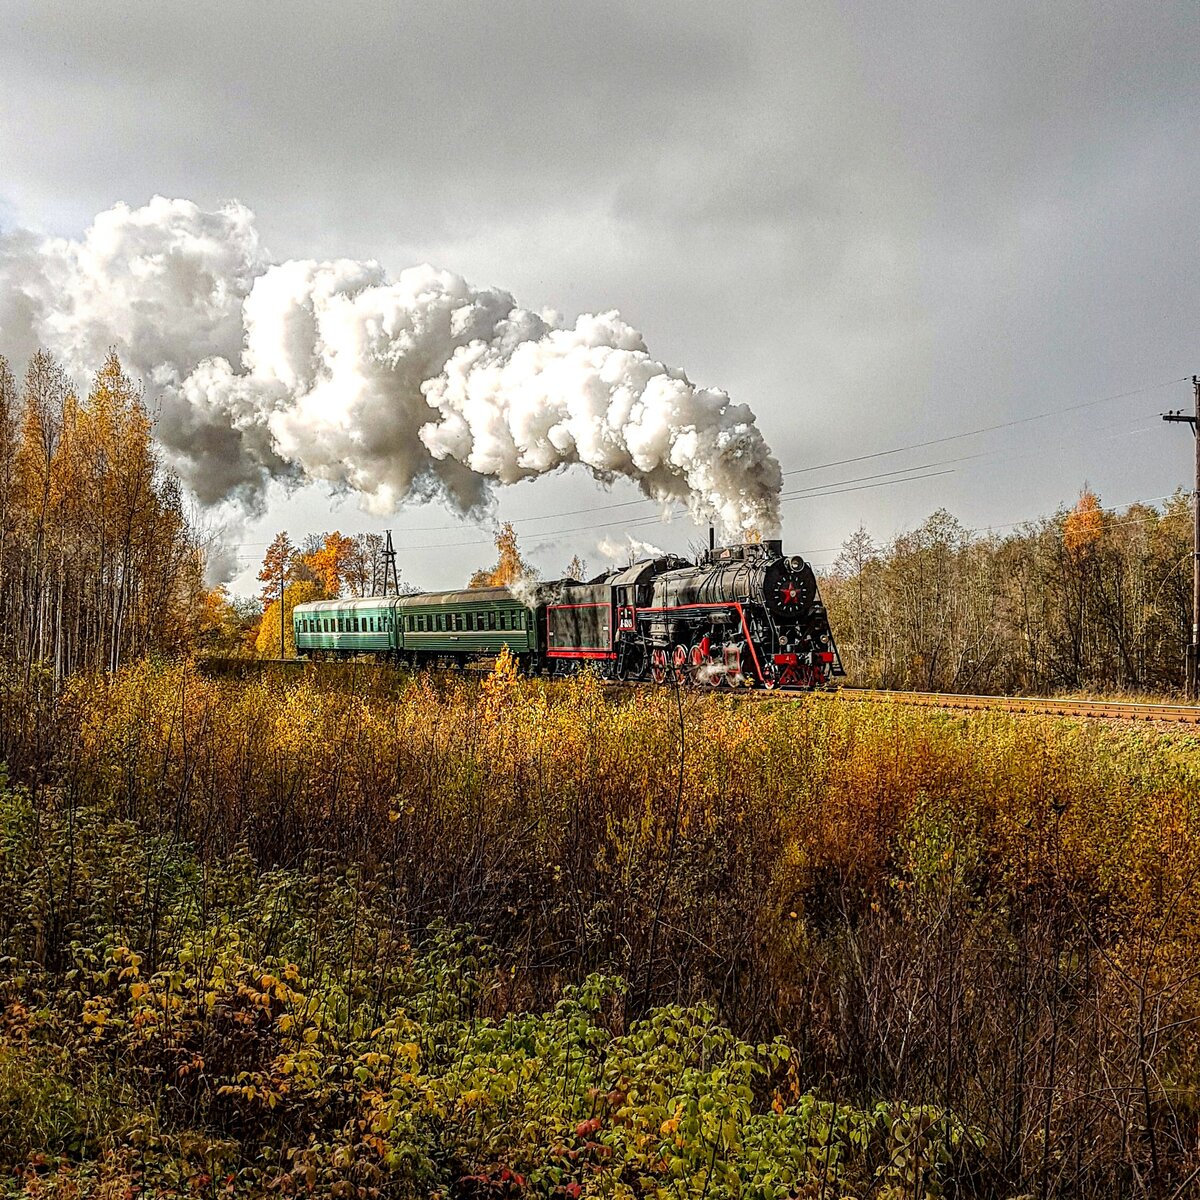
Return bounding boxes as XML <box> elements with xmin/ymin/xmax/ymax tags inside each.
<box><xmin>796</xmin><ymin>688</ymin><xmax>1200</xmax><ymax>725</ymax></box>
<box><xmin>194</xmin><ymin>658</ymin><xmax>1200</xmax><ymax>724</ymax></box>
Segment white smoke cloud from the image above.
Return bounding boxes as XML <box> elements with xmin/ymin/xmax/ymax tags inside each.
<box><xmin>0</xmin><ymin>196</ymin><xmax>783</xmax><ymax>539</ymax></box>
<box><xmin>596</xmin><ymin>534</ymin><xmax>667</xmax><ymax>564</ymax></box>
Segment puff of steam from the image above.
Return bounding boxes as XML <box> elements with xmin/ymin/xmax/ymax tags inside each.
<box><xmin>423</xmin><ymin>310</ymin><xmax>782</xmax><ymax>533</ymax></box>
<box><xmin>1</xmin><ymin>196</ymin><xmax>783</xmax><ymax>535</ymax></box>
<box><xmin>1</xmin><ymin>195</ymin><xmax>262</xmax><ymax>381</ymax></box>
<box><xmin>597</xmin><ymin>535</ymin><xmax>667</xmax><ymax>563</ymax></box>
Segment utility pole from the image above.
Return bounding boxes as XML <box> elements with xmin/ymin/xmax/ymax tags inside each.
<box><xmin>1162</xmin><ymin>375</ymin><xmax>1200</xmax><ymax>701</ymax></box>
<box><xmin>382</xmin><ymin>530</ymin><xmax>400</xmax><ymax>595</ymax></box>
<box><xmin>279</xmin><ymin>573</ymin><xmax>286</xmax><ymax>659</ymax></box>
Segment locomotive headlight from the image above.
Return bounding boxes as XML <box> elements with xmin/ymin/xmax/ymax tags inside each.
<box><xmin>788</xmin><ymin>555</ymin><xmax>805</xmax><ymax>571</ymax></box>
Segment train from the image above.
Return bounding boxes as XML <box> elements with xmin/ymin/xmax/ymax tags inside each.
<box><xmin>292</xmin><ymin>537</ymin><xmax>843</xmax><ymax>689</ymax></box>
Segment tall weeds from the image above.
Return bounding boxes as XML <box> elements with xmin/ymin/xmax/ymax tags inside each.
<box><xmin>2</xmin><ymin>659</ymin><xmax>1199</xmax><ymax>1195</ymax></box>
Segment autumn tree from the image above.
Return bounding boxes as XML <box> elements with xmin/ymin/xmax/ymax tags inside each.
<box><xmin>302</xmin><ymin>531</ymin><xmax>355</xmax><ymax>597</ymax></box>
<box><xmin>822</xmin><ymin>489</ymin><xmax>1196</xmax><ymax>695</ymax></box>
<box><xmin>0</xmin><ymin>357</ymin><xmax>18</xmax><ymax>656</ymax></box>
<box><xmin>343</xmin><ymin>532</ymin><xmax>387</xmax><ymax>596</ymax></box>
<box><xmin>197</xmin><ymin>586</ymin><xmax>262</xmax><ymax>657</ymax></box>
<box><xmin>1</xmin><ymin>349</ymin><xmax>205</xmax><ymax>677</ymax></box>
<box><xmin>255</xmin><ymin>578</ymin><xmax>321</xmax><ymax>658</ymax></box>
<box><xmin>1063</xmin><ymin>488</ymin><xmax>1104</xmax><ymax>558</ymax></box>
<box><xmin>257</xmin><ymin>531</ymin><xmax>295</xmax><ymax>608</ymax></box>
<box><xmin>469</xmin><ymin>522</ymin><xmax>536</xmax><ymax>589</ymax></box>
<box><xmin>563</xmin><ymin>554</ymin><xmax>587</xmax><ymax>581</ymax></box>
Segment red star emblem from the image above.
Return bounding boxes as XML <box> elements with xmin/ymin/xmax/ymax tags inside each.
<box><xmin>780</xmin><ymin>582</ymin><xmax>799</xmax><ymax>604</ymax></box>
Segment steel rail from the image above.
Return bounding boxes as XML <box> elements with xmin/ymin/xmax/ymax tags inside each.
<box><xmin>197</xmin><ymin>658</ymin><xmax>1200</xmax><ymax>723</ymax></box>
<box><xmin>799</xmin><ymin>688</ymin><xmax>1200</xmax><ymax>724</ymax></box>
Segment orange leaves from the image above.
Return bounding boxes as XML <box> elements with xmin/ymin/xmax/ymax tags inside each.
<box><xmin>302</xmin><ymin>530</ymin><xmax>356</xmax><ymax>597</ymax></box>
<box><xmin>257</xmin><ymin>531</ymin><xmax>295</xmax><ymax>608</ymax></box>
<box><xmin>1064</xmin><ymin>488</ymin><xmax>1105</xmax><ymax>557</ymax></box>
<box><xmin>469</xmin><ymin>522</ymin><xmax>535</xmax><ymax>589</ymax></box>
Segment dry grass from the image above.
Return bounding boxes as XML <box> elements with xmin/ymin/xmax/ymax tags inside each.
<box><xmin>2</xmin><ymin>659</ymin><xmax>1200</xmax><ymax>1195</ymax></box>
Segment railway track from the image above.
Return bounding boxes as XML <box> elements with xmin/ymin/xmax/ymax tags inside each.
<box><xmin>197</xmin><ymin>658</ymin><xmax>1200</xmax><ymax>724</ymax></box>
<box><xmin>804</xmin><ymin>688</ymin><xmax>1200</xmax><ymax>725</ymax></box>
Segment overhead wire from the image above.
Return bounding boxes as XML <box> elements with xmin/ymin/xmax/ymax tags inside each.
<box><xmin>780</xmin><ymin>375</ymin><xmax>1188</xmax><ymax>477</ymax></box>
<box><xmin>226</xmin><ymin>374</ymin><xmax>1189</xmax><ymax>565</ymax></box>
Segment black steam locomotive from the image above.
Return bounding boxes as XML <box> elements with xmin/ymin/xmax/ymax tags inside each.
<box><xmin>295</xmin><ymin>537</ymin><xmax>843</xmax><ymax>690</ymax></box>
<box><xmin>552</xmin><ymin>538</ymin><xmax>842</xmax><ymax>689</ymax></box>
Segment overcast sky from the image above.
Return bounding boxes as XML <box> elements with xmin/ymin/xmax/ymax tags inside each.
<box><xmin>2</xmin><ymin>0</ymin><xmax>1197</xmax><ymax>591</ymax></box>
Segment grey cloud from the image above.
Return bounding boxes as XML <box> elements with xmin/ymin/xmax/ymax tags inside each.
<box><xmin>1</xmin><ymin>0</ymin><xmax>1197</xmax><ymax>591</ymax></box>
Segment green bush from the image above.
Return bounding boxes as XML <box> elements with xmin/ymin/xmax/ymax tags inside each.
<box><xmin>0</xmin><ymin>784</ymin><xmax>979</xmax><ymax>1198</ymax></box>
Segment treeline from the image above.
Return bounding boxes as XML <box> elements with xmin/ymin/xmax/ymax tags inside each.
<box><xmin>822</xmin><ymin>492</ymin><xmax>1194</xmax><ymax>694</ymax></box>
<box><xmin>0</xmin><ymin>350</ymin><xmax>205</xmax><ymax>678</ymax></box>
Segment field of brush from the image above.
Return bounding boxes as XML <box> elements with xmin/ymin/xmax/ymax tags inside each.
<box><xmin>1</xmin><ymin>661</ymin><xmax>1199</xmax><ymax>1198</ymax></box>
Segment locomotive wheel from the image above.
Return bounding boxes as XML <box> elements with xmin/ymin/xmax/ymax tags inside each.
<box><xmin>671</xmin><ymin>644</ymin><xmax>688</xmax><ymax>684</ymax></box>
<box><xmin>689</xmin><ymin>643</ymin><xmax>712</xmax><ymax>687</ymax></box>
<box><xmin>716</xmin><ymin>646</ymin><xmax>733</xmax><ymax>687</ymax></box>
<box><xmin>650</xmin><ymin>647</ymin><xmax>669</xmax><ymax>685</ymax></box>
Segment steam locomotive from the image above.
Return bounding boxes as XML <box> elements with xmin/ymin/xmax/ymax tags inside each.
<box><xmin>293</xmin><ymin>538</ymin><xmax>843</xmax><ymax>689</ymax></box>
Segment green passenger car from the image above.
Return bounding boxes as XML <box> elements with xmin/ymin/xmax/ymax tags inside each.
<box><xmin>393</xmin><ymin>588</ymin><xmax>535</xmax><ymax>659</ymax></box>
<box><xmin>292</xmin><ymin>587</ymin><xmax>537</xmax><ymax>663</ymax></box>
<box><xmin>293</xmin><ymin>597</ymin><xmax>399</xmax><ymax>657</ymax></box>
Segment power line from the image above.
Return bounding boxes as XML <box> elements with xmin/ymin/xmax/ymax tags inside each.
<box><xmin>225</xmin><ymin>377</ymin><xmax>1188</xmax><ymax>564</ymax></box>
<box><xmin>231</xmin><ymin>373</ymin><xmax>1186</xmax><ymax>546</ymax></box>
<box><xmin>781</xmin><ymin>376</ymin><xmax>1187</xmax><ymax>477</ymax></box>
<box><xmin>229</xmin><ymin>414</ymin><xmax>1152</xmax><ymax>558</ymax></box>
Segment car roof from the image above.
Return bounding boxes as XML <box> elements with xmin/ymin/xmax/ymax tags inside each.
<box><xmin>293</xmin><ymin>596</ymin><xmax>400</xmax><ymax>613</ymax></box>
<box><xmin>394</xmin><ymin>587</ymin><xmax>522</xmax><ymax>608</ymax></box>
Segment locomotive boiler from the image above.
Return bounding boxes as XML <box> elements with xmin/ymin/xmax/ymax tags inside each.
<box><xmin>609</xmin><ymin>538</ymin><xmax>841</xmax><ymax>688</ymax></box>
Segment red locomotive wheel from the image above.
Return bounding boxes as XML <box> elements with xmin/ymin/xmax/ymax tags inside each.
<box><xmin>689</xmin><ymin>643</ymin><xmax>711</xmax><ymax>687</ymax></box>
<box><xmin>671</xmin><ymin>644</ymin><xmax>688</xmax><ymax>682</ymax></box>
<box><xmin>650</xmin><ymin>647</ymin><xmax>669</xmax><ymax>685</ymax></box>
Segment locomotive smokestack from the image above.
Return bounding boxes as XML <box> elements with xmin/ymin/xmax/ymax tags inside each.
<box><xmin>709</xmin><ymin>526</ymin><xmax>716</xmax><ymax>552</ymax></box>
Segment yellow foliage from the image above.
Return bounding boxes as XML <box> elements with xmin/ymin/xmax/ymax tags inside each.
<box><xmin>255</xmin><ymin>579</ymin><xmax>322</xmax><ymax>658</ymax></box>
<box><xmin>1064</xmin><ymin>489</ymin><xmax>1105</xmax><ymax>556</ymax></box>
<box><xmin>302</xmin><ymin>530</ymin><xmax>356</xmax><ymax>596</ymax></box>
<box><xmin>481</xmin><ymin>643</ymin><xmax>521</xmax><ymax>711</ymax></box>
<box><xmin>469</xmin><ymin>522</ymin><xmax>535</xmax><ymax>589</ymax></box>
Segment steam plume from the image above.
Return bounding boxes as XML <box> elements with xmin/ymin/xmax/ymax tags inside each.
<box><xmin>0</xmin><ymin>197</ymin><xmax>782</xmax><ymax>534</ymax></box>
